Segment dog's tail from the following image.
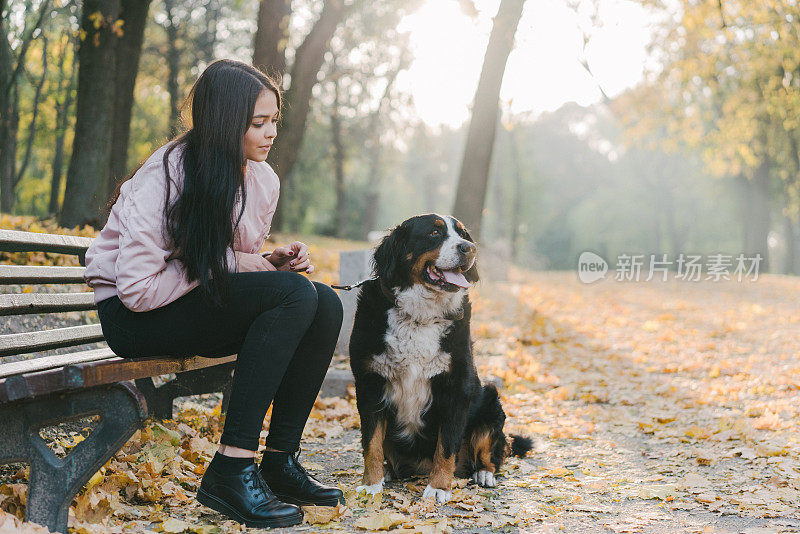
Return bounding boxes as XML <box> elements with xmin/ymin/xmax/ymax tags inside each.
<box><xmin>508</xmin><ymin>435</ymin><xmax>534</xmax><ymax>458</ymax></box>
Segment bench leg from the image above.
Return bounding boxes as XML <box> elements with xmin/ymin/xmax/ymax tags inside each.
<box><xmin>0</xmin><ymin>382</ymin><xmax>146</xmax><ymax>533</ymax></box>
<box><xmin>134</xmin><ymin>362</ymin><xmax>234</xmax><ymax>420</ymax></box>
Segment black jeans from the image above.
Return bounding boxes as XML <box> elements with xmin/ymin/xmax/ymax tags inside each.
<box><xmin>96</xmin><ymin>271</ymin><xmax>343</xmax><ymax>452</ymax></box>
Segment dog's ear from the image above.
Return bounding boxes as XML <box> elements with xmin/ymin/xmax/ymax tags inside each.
<box><xmin>464</xmin><ymin>257</ymin><xmax>479</xmax><ymax>284</ymax></box>
<box><xmin>460</xmin><ymin>225</ymin><xmax>480</xmax><ymax>284</ymax></box>
<box><xmin>373</xmin><ymin>224</ymin><xmax>410</xmax><ymax>288</ymax></box>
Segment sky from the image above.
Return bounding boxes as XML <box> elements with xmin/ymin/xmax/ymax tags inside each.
<box><xmin>397</xmin><ymin>0</ymin><xmax>657</xmax><ymax>128</ymax></box>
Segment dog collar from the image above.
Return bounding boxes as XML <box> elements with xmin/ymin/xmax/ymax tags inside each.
<box><xmin>332</xmin><ymin>277</ymin><xmax>464</xmax><ymax>321</ymax></box>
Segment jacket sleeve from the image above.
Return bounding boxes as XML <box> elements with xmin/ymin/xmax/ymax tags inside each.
<box><xmin>113</xmin><ymin>163</ymin><xmax>210</xmax><ymax>312</ymax></box>
<box><xmin>250</xmin><ymin>162</ymin><xmax>281</xmax><ymax>253</ymax></box>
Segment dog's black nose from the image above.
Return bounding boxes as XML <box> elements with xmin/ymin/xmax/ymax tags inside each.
<box><xmin>458</xmin><ymin>242</ymin><xmax>476</xmax><ymax>255</ymax></box>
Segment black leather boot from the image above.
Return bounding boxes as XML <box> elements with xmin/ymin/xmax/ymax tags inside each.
<box><xmin>259</xmin><ymin>448</ymin><xmax>345</xmax><ymax>507</ymax></box>
<box><xmin>197</xmin><ymin>456</ymin><xmax>303</xmax><ymax>528</ymax></box>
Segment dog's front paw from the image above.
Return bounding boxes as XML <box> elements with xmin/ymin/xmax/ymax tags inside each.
<box><xmin>422</xmin><ymin>484</ymin><xmax>452</xmax><ymax>503</ymax></box>
<box><xmin>355</xmin><ymin>481</ymin><xmax>384</xmax><ymax>495</ymax></box>
<box><xmin>472</xmin><ymin>470</ymin><xmax>496</xmax><ymax>487</ymax></box>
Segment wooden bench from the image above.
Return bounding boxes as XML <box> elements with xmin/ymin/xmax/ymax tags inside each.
<box><xmin>0</xmin><ymin>229</ymin><xmax>238</xmax><ymax>533</ymax></box>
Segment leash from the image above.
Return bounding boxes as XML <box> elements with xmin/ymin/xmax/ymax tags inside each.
<box><xmin>332</xmin><ymin>277</ymin><xmax>397</xmax><ymax>304</ymax></box>
<box><xmin>331</xmin><ymin>278</ymin><xmax>376</xmax><ymax>291</ymax></box>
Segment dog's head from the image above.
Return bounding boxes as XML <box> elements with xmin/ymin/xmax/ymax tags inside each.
<box><xmin>373</xmin><ymin>214</ymin><xmax>479</xmax><ymax>293</ymax></box>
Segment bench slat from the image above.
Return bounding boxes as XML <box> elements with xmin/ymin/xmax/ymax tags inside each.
<box><xmin>0</xmin><ymin>347</ymin><xmax>115</xmax><ymax>378</ymax></box>
<box><xmin>0</xmin><ymin>324</ymin><xmax>105</xmax><ymax>357</ymax></box>
<box><xmin>0</xmin><ymin>292</ymin><xmax>96</xmax><ymax>316</ymax></box>
<box><xmin>0</xmin><ymin>265</ymin><xmax>87</xmax><ymax>285</ymax></box>
<box><xmin>0</xmin><ymin>229</ymin><xmax>92</xmax><ymax>255</ymax></box>
<box><xmin>0</xmin><ymin>353</ymin><xmax>237</xmax><ymax>402</ymax></box>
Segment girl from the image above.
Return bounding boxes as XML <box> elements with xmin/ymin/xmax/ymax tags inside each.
<box><xmin>83</xmin><ymin>59</ymin><xmax>343</xmax><ymax>528</ymax></box>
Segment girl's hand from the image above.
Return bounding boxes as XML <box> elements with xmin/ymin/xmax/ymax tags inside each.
<box><xmin>266</xmin><ymin>242</ymin><xmax>315</xmax><ymax>274</ymax></box>
<box><xmin>235</xmin><ymin>251</ymin><xmax>277</xmax><ymax>272</ymax></box>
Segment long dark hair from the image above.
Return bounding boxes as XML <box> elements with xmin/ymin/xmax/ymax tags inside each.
<box><xmin>167</xmin><ymin>59</ymin><xmax>282</xmax><ymax>306</ymax></box>
<box><xmin>110</xmin><ymin>59</ymin><xmax>282</xmax><ymax>307</ymax></box>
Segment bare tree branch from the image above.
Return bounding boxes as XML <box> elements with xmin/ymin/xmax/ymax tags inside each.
<box><xmin>16</xmin><ymin>32</ymin><xmax>47</xmax><ymax>185</ymax></box>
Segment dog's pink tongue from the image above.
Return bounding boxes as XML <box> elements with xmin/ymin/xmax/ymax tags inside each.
<box><xmin>442</xmin><ymin>269</ymin><xmax>471</xmax><ymax>288</ymax></box>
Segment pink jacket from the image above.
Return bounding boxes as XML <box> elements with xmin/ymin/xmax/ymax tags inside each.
<box><xmin>83</xmin><ymin>142</ymin><xmax>280</xmax><ymax>312</ymax></box>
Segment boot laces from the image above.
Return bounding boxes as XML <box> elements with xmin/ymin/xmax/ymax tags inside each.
<box><xmin>243</xmin><ymin>469</ymin><xmax>266</xmax><ymax>498</ymax></box>
<box><xmin>291</xmin><ymin>448</ymin><xmax>320</xmax><ymax>484</ymax></box>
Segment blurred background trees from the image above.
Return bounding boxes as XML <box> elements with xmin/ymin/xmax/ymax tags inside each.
<box><xmin>2</xmin><ymin>0</ymin><xmax>799</xmax><ymax>273</ymax></box>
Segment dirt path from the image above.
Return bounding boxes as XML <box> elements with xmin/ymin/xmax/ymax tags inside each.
<box><xmin>465</xmin><ymin>271</ymin><xmax>800</xmax><ymax>533</ymax></box>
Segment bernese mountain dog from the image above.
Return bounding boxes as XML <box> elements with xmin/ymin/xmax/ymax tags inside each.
<box><xmin>349</xmin><ymin>213</ymin><xmax>532</xmax><ymax>503</ymax></box>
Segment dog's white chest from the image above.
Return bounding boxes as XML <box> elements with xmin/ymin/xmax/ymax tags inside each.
<box><xmin>370</xmin><ymin>309</ymin><xmax>452</xmax><ymax>437</ymax></box>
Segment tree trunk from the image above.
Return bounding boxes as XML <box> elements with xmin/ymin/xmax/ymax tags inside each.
<box><xmin>49</xmin><ymin>33</ymin><xmax>77</xmax><ymax>215</ymax></box>
<box><xmin>0</xmin><ymin>0</ymin><xmax>51</xmax><ymax>212</ymax></box>
<box><xmin>736</xmin><ymin>167</ymin><xmax>771</xmax><ymax>272</ymax></box>
<box><xmin>361</xmin><ymin>65</ymin><xmax>403</xmax><ymax>238</ymax></box>
<box><xmin>661</xmin><ymin>180</ymin><xmax>686</xmax><ymax>260</ymax></box>
<box><xmin>269</xmin><ymin>0</ymin><xmax>347</xmax><ymax>231</ymax></box>
<box><xmin>15</xmin><ymin>34</ymin><xmax>48</xmax><ymax>187</ymax></box>
<box><xmin>197</xmin><ymin>0</ymin><xmax>220</xmax><ymax>62</ymax></box>
<box><xmin>1</xmin><ymin>8</ymin><xmax>17</xmax><ymax>212</ymax></box>
<box><xmin>649</xmin><ymin>165</ymin><xmax>663</xmax><ymax>256</ymax></box>
<box><xmin>508</xmin><ymin>125</ymin><xmax>522</xmax><ymax>260</ymax></box>
<box><xmin>164</xmin><ymin>0</ymin><xmax>181</xmax><ymax>137</ymax></box>
<box><xmin>331</xmin><ymin>74</ymin><xmax>346</xmax><ymax>238</ymax></box>
<box><xmin>491</xmin><ymin>124</ymin><xmax>505</xmax><ymax>239</ymax></box>
<box><xmin>60</xmin><ymin>0</ymin><xmax>123</xmax><ymax>229</ymax></box>
<box><xmin>452</xmin><ymin>0</ymin><xmax>525</xmax><ymax>239</ymax></box>
<box><xmin>783</xmin><ymin>213</ymin><xmax>797</xmax><ymax>275</ymax></box>
<box><xmin>107</xmin><ymin>0</ymin><xmax>152</xmax><ymax>205</ymax></box>
<box><xmin>751</xmin><ymin>161</ymin><xmax>771</xmax><ymax>272</ymax></box>
<box><xmin>362</xmin><ymin>116</ymin><xmax>382</xmax><ymax>239</ymax></box>
<box><xmin>0</xmin><ymin>89</ymin><xmax>19</xmax><ymax>213</ymax></box>
<box><xmin>253</xmin><ymin>0</ymin><xmax>291</xmax><ymax>79</ymax></box>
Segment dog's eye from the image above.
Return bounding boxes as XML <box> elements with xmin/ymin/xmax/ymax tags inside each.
<box><xmin>429</xmin><ymin>229</ymin><xmax>440</xmax><ymax>237</ymax></box>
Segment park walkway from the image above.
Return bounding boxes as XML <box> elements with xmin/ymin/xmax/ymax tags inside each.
<box><xmin>464</xmin><ymin>271</ymin><xmax>800</xmax><ymax>532</ymax></box>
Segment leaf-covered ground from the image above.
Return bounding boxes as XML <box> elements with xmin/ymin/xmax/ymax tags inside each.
<box><xmin>2</xmin><ymin>219</ymin><xmax>800</xmax><ymax>532</ymax></box>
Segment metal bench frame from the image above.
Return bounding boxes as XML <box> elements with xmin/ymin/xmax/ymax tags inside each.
<box><xmin>0</xmin><ymin>229</ymin><xmax>236</xmax><ymax>532</ymax></box>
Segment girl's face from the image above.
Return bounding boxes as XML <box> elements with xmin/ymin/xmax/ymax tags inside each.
<box><xmin>243</xmin><ymin>89</ymin><xmax>279</xmax><ymax>163</ymax></box>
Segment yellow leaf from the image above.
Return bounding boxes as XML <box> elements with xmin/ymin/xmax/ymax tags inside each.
<box><xmin>756</xmin><ymin>442</ymin><xmax>788</xmax><ymax>457</ymax></box>
<box><xmin>685</xmin><ymin>425</ymin><xmax>710</xmax><ymax>439</ymax></box>
<box><xmin>638</xmin><ymin>422</ymin><xmax>655</xmax><ymax>434</ymax></box>
<box><xmin>696</xmin><ymin>492</ymin><xmax>718</xmax><ymax>503</ymax></box>
<box><xmin>745</xmin><ymin>406</ymin><xmax>764</xmax><ymax>417</ymax></box>
<box><xmin>159</xmin><ymin>518</ymin><xmax>191</xmax><ymax>533</ymax></box>
<box><xmin>542</xmin><ymin>467</ymin><xmax>572</xmax><ymax>477</ymax></box>
<box><xmin>354</xmin><ymin>511</ymin><xmax>407</xmax><ymax>531</ymax></box>
<box><xmin>85</xmin><ymin>469</ymin><xmax>104</xmax><ymax>491</ymax></box>
<box><xmin>642</xmin><ymin>320</ymin><xmax>659</xmax><ymax>331</ymax></box>
<box><xmin>68</xmin><ymin>434</ymin><xmax>86</xmax><ymax>447</ymax></box>
<box><xmin>545</xmin><ymin>385</ymin><xmax>575</xmax><ymax>401</ymax></box>
<box><xmin>302</xmin><ymin>503</ymin><xmax>348</xmax><ymax>525</ymax></box>
<box><xmin>638</xmin><ymin>484</ymin><xmax>679</xmax><ymax>500</ymax></box>
<box><xmin>752</xmin><ymin>410</ymin><xmax>782</xmax><ymax>430</ymax></box>
<box><xmin>152</xmin><ymin>422</ymin><xmax>182</xmax><ymax>445</ymax></box>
